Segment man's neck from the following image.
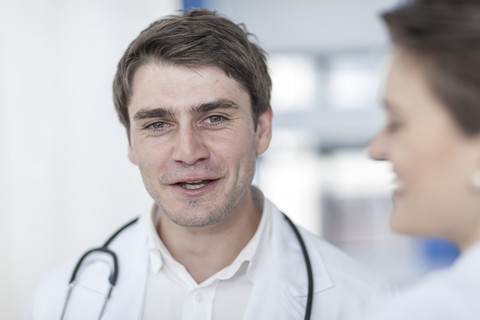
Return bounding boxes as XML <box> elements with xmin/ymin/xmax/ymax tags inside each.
<box><xmin>157</xmin><ymin>198</ymin><xmax>262</xmax><ymax>284</ymax></box>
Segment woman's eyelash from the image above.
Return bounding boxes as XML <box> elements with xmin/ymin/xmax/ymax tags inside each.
<box><xmin>386</xmin><ymin>121</ymin><xmax>402</xmax><ymax>133</ymax></box>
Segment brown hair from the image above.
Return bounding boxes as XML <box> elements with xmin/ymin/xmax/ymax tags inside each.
<box><xmin>382</xmin><ymin>0</ymin><xmax>480</xmax><ymax>135</ymax></box>
<box><xmin>113</xmin><ymin>9</ymin><xmax>271</xmax><ymax>136</ymax></box>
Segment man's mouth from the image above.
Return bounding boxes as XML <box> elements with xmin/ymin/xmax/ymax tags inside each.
<box><xmin>178</xmin><ymin>180</ymin><xmax>212</xmax><ymax>190</ymax></box>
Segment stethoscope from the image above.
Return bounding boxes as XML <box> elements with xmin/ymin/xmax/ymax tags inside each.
<box><xmin>60</xmin><ymin>213</ymin><xmax>313</xmax><ymax>320</ymax></box>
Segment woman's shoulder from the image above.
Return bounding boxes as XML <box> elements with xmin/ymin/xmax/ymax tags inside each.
<box><xmin>365</xmin><ymin>266</ymin><xmax>475</xmax><ymax>320</ymax></box>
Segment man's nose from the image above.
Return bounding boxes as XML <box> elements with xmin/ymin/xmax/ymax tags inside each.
<box><xmin>172</xmin><ymin>125</ymin><xmax>210</xmax><ymax>165</ymax></box>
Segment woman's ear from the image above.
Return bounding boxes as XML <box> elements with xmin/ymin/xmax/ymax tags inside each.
<box><xmin>470</xmin><ymin>134</ymin><xmax>480</xmax><ymax>189</ymax></box>
<box><xmin>473</xmin><ymin>171</ymin><xmax>480</xmax><ymax>189</ymax></box>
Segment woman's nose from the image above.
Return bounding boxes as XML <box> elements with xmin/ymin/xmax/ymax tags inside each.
<box><xmin>368</xmin><ymin>130</ymin><xmax>388</xmax><ymax>161</ymax></box>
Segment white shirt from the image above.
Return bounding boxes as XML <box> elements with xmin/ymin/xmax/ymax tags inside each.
<box><xmin>142</xmin><ymin>188</ymin><xmax>270</xmax><ymax>320</ymax></box>
<box><xmin>364</xmin><ymin>241</ymin><xmax>480</xmax><ymax>320</ymax></box>
<box><xmin>29</xmin><ymin>188</ymin><xmax>394</xmax><ymax>320</ymax></box>
<box><xmin>30</xmin><ymin>192</ymin><xmax>392</xmax><ymax>320</ymax></box>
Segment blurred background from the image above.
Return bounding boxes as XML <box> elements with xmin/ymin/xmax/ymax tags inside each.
<box><xmin>0</xmin><ymin>0</ymin><xmax>459</xmax><ymax>318</ymax></box>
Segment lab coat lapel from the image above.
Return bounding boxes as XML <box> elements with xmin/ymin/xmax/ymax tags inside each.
<box><xmin>242</xmin><ymin>247</ymin><xmax>304</xmax><ymax>319</ymax></box>
<box><xmin>242</xmin><ymin>205</ymin><xmax>334</xmax><ymax>319</ymax></box>
<box><xmin>63</xmin><ymin>257</ymin><xmax>123</xmax><ymax>320</ymax></box>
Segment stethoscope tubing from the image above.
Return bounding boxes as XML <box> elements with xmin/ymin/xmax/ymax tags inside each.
<box><xmin>282</xmin><ymin>213</ymin><xmax>314</xmax><ymax>320</ymax></box>
<box><xmin>61</xmin><ymin>214</ymin><xmax>313</xmax><ymax>319</ymax></box>
<box><xmin>60</xmin><ymin>218</ymin><xmax>138</xmax><ymax>320</ymax></box>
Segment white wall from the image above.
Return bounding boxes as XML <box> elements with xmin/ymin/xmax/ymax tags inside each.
<box><xmin>0</xmin><ymin>1</ymin><xmax>179</xmax><ymax>318</ymax></box>
<box><xmin>210</xmin><ymin>0</ymin><xmax>398</xmax><ymax>53</ymax></box>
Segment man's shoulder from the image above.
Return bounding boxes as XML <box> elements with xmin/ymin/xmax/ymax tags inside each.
<box><xmin>267</xmin><ymin>206</ymin><xmax>392</xmax><ymax>296</ymax></box>
<box><xmin>29</xmin><ymin>258</ymin><xmax>76</xmax><ymax>319</ymax></box>
<box><xmin>30</xmin><ymin>214</ymin><xmax>149</xmax><ymax>319</ymax></box>
<box><xmin>104</xmin><ymin>215</ymin><xmax>145</xmax><ymax>251</ymax></box>
<box><xmin>301</xmin><ymin>227</ymin><xmax>387</xmax><ymax>286</ymax></box>
<box><xmin>281</xmin><ymin>224</ymin><xmax>392</xmax><ymax>305</ymax></box>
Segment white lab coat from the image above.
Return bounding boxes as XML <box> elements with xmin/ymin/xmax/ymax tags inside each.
<box><xmin>364</xmin><ymin>241</ymin><xmax>480</xmax><ymax>320</ymax></box>
<box><xmin>30</xmin><ymin>199</ymin><xmax>391</xmax><ymax>320</ymax></box>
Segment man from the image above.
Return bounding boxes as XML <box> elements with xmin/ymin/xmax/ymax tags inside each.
<box><xmin>31</xmin><ymin>9</ymin><xmax>390</xmax><ymax>319</ymax></box>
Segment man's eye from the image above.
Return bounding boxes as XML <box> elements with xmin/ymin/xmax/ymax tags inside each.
<box><xmin>147</xmin><ymin>121</ymin><xmax>167</xmax><ymax>130</ymax></box>
<box><xmin>205</xmin><ymin>115</ymin><xmax>225</xmax><ymax>124</ymax></box>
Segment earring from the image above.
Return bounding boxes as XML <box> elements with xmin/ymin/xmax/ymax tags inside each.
<box><xmin>473</xmin><ymin>171</ymin><xmax>480</xmax><ymax>189</ymax></box>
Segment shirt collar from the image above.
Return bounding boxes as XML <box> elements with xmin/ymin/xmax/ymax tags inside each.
<box><xmin>147</xmin><ymin>204</ymin><xmax>169</xmax><ymax>273</ymax></box>
<box><xmin>213</xmin><ymin>187</ymin><xmax>270</xmax><ymax>283</ymax></box>
<box><xmin>146</xmin><ymin>186</ymin><xmax>271</xmax><ymax>284</ymax></box>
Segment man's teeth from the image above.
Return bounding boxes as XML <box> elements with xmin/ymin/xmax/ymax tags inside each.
<box><xmin>184</xmin><ymin>183</ymin><xmax>206</xmax><ymax>190</ymax></box>
<box><xmin>182</xmin><ymin>180</ymin><xmax>207</xmax><ymax>190</ymax></box>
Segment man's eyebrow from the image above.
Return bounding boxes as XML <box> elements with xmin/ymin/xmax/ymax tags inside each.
<box><xmin>192</xmin><ymin>99</ymin><xmax>239</xmax><ymax>115</ymax></box>
<box><xmin>132</xmin><ymin>99</ymin><xmax>239</xmax><ymax>121</ymax></box>
<box><xmin>133</xmin><ymin>107</ymin><xmax>174</xmax><ymax>121</ymax></box>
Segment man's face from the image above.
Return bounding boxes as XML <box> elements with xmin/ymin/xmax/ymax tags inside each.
<box><xmin>127</xmin><ymin>63</ymin><xmax>272</xmax><ymax>228</ymax></box>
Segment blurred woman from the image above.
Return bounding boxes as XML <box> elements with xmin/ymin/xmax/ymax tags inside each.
<box><xmin>366</xmin><ymin>0</ymin><xmax>480</xmax><ymax>319</ymax></box>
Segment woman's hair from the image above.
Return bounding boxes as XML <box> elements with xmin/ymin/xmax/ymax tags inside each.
<box><xmin>113</xmin><ymin>9</ymin><xmax>271</xmax><ymax>136</ymax></box>
<box><xmin>382</xmin><ymin>0</ymin><xmax>480</xmax><ymax>135</ymax></box>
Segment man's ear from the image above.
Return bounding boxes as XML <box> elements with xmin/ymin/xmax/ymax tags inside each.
<box><xmin>127</xmin><ymin>132</ymin><xmax>137</xmax><ymax>165</ymax></box>
<box><xmin>128</xmin><ymin>144</ymin><xmax>137</xmax><ymax>165</ymax></box>
<box><xmin>255</xmin><ymin>106</ymin><xmax>273</xmax><ymax>155</ymax></box>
